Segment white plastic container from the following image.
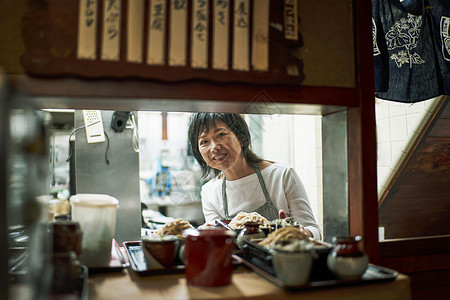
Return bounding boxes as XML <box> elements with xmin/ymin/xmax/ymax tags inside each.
<box><xmin>70</xmin><ymin>194</ymin><xmax>119</xmax><ymax>267</ymax></box>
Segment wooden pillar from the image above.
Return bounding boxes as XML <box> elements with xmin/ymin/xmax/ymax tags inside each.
<box><xmin>348</xmin><ymin>0</ymin><xmax>379</xmax><ymax>263</ymax></box>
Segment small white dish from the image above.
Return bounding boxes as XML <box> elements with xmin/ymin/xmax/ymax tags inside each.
<box><xmin>327</xmin><ymin>254</ymin><xmax>369</xmax><ymax>280</ymax></box>
<box><xmin>272</xmin><ymin>250</ymin><xmax>313</xmax><ymax>286</ymax></box>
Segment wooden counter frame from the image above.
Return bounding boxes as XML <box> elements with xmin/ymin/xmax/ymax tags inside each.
<box><xmin>2</xmin><ymin>10</ymin><xmax>382</xmax><ymax>300</ymax></box>
<box><xmin>82</xmin><ymin>267</ymin><xmax>411</xmax><ymax>300</ymax></box>
<box><xmin>5</xmin><ymin>0</ymin><xmax>379</xmax><ymax>261</ymax></box>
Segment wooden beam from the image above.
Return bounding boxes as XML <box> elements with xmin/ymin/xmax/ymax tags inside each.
<box><xmin>10</xmin><ymin>75</ymin><xmax>359</xmax><ymax>108</ymax></box>
<box><xmin>347</xmin><ymin>0</ymin><xmax>379</xmax><ymax>263</ymax></box>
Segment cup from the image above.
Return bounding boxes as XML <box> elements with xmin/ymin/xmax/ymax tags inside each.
<box><xmin>183</xmin><ymin>228</ymin><xmax>236</xmax><ymax>287</ymax></box>
<box><xmin>327</xmin><ymin>236</ymin><xmax>368</xmax><ymax>280</ymax></box>
<box><xmin>272</xmin><ymin>250</ymin><xmax>313</xmax><ymax>286</ymax></box>
<box><xmin>50</xmin><ymin>220</ymin><xmax>82</xmax><ymax>256</ymax></box>
<box><xmin>142</xmin><ymin>235</ymin><xmax>179</xmax><ymax>268</ymax></box>
<box><xmin>69</xmin><ymin>194</ymin><xmax>118</xmax><ymax>267</ymax></box>
<box><xmin>236</xmin><ymin>221</ymin><xmax>265</xmax><ymax>249</ymax></box>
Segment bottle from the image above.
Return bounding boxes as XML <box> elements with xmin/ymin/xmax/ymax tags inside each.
<box><xmin>236</xmin><ymin>221</ymin><xmax>266</xmax><ymax>249</ymax></box>
<box><xmin>327</xmin><ymin>236</ymin><xmax>368</xmax><ymax>280</ymax></box>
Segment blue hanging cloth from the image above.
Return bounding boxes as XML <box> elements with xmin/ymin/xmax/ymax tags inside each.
<box><xmin>372</xmin><ymin>0</ymin><xmax>449</xmax><ymax>103</ymax></box>
<box><xmin>427</xmin><ymin>0</ymin><xmax>450</xmax><ymax>94</ymax></box>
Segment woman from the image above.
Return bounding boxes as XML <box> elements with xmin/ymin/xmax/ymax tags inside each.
<box><xmin>188</xmin><ymin>113</ymin><xmax>321</xmax><ymax>240</ymax></box>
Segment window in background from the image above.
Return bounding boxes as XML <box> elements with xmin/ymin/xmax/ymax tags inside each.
<box><xmin>248</xmin><ymin>114</ymin><xmax>323</xmax><ymax>234</ymax></box>
<box><xmin>138</xmin><ymin>112</ymin><xmax>323</xmax><ymax>233</ymax></box>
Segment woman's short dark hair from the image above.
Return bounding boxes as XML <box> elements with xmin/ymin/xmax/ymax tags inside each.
<box><xmin>188</xmin><ymin>113</ymin><xmax>262</xmax><ymax>178</ymax></box>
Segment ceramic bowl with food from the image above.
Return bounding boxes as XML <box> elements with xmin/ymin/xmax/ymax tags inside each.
<box><xmin>272</xmin><ymin>249</ymin><xmax>313</xmax><ymax>286</ymax></box>
<box><xmin>141</xmin><ymin>234</ymin><xmax>179</xmax><ymax>268</ymax></box>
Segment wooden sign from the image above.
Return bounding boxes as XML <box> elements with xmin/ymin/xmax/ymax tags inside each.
<box><xmin>20</xmin><ymin>0</ymin><xmax>304</xmax><ymax>86</ymax></box>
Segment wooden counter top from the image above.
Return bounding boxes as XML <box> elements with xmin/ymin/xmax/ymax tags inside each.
<box><xmin>88</xmin><ymin>266</ymin><xmax>411</xmax><ymax>300</ymax></box>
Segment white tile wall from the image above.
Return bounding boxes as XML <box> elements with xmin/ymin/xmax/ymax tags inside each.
<box><xmin>376</xmin><ymin>119</ymin><xmax>391</xmax><ymax>143</ymax></box>
<box><xmin>389</xmin><ymin>116</ymin><xmax>408</xmax><ymax>141</ymax></box>
<box><xmin>375</xmin><ymin>99</ymin><xmax>390</xmax><ymax>117</ymax></box>
<box><xmin>377</xmin><ymin>167</ymin><xmax>391</xmax><ymax>190</ymax></box>
<box><xmin>259</xmin><ymin>114</ymin><xmax>324</xmax><ymax>234</ymax></box>
<box><xmin>375</xmin><ymin>96</ymin><xmax>444</xmax><ymax>198</ymax></box>
<box><xmin>389</xmin><ymin>102</ymin><xmax>408</xmax><ymax>117</ymax></box>
<box><xmin>293</xmin><ymin>115</ymin><xmax>323</xmax><ymax>233</ymax></box>
<box><xmin>407</xmin><ymin>113</ymin><xmax>422</xmax><ymax>134</ymax></box>
<box><xmin>377</xmin><ymin>142</ymin><xmax>392</xmax><ymax>167</ymax></box>
<box><xmin>260</xmin><ymin>115</ymin><xmax>292</xmax><ymax>164</ymax></box>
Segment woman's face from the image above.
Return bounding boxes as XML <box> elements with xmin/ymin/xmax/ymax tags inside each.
<box><xmin>198</xmin><ymin>121</ymin><xmax>244</xmax><ymax>174</ymax></box>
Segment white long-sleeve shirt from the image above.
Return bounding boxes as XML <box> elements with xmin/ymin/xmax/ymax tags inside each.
<box><xmin>200</xmin><ymin>161</ymin><xmax>322</xmax><ymax>240</ymax></box>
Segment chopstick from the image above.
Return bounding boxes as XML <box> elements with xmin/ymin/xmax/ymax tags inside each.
<box><xmin>215</xmin><ymin>219</ymin><xmax>233</xmax><ymax>231</ymax></box>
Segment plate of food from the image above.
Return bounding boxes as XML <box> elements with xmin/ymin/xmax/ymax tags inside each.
<box><xmin>123</xmin><ymin>218</ymin><xmax>192</xmax><ymax>276</ymax></box>
<box><xmin>216</xmin><ymin>211</ymin><xmax>307</xmax><ymax>236</ymax></box>
<box><xmin>215</xmin><ymin>211</ymin><xmax>273</xmax><ymax>235</ymax></box>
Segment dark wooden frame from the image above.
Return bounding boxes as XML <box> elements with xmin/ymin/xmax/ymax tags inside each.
<box><xmin>8</xmin><ymin>0</ymin><xmax>380</xmax><ymax>262</ymax></box>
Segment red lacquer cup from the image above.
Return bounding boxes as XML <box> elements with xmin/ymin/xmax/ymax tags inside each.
<box><xmin>183</xmin><ymin>228</ymin><xmax>236</xmax><ymax>287</ymax></box>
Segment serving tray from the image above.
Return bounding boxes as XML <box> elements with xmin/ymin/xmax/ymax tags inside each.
<box><xmin>8</xmin><ymin>247</ymin><xmax>29</xmax><ymax>280</ymax></box>
<box><xmin>122</xmin><ymin>241</ymin><xmax>185</xmax><ymax>276</ymax></box>
<box><xmin>233</xmin><ymin>251</ymin><xmax>399</xmax><ymax>290</ymax></box>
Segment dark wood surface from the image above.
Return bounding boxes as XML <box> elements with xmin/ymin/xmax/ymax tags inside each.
<box><xmin>378</xmin><ymin>97</ymin><xmax>450</xmax><ymax>300</ymax></box>
<box><xmin>379</xmin><ymin>236</ymin><xmax>450</xmax><ymax>300</ymax></box>
<box><xmin>347</xmin><ymin>0</ymin><xmax>379</xmax><ymax>263</ymax></box>
<box><xmin>6</xmin><ymin>0</ymin><xmax>378</xmax><ymax>263</ymax></box>
<box><xmin>10</xmin><ymin>75</ymin><xmax>359</xmax><ymax>109</ymax></box>
<box><xmin>4</xmin><ymin>0</ymin><xmax>378</xmax><ymax>275</ymax></box>
<box><xmin>0</xmin><ymin>0</ymin><xmax>357</xmax><ymax>88</ymax></box>
<box><xmin>19</xmin><ymin>0</ymin><xmax>305</xmax><ymax>86</ymax></box>
<box><xmin>379</xmin><ymin>98</ymin><xmax>450</xmax><ymax>239</ymax></box>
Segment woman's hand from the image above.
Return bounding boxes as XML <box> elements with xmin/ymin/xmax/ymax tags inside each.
<box><xmin>278</xmin><ymin>209</ymin><xmax>313</xmax><ymax>238</ymax></box>
<box><xmin>299</xmin><ymin>224</ymin><xmax>313</xmax><ymax>238</ymax></box>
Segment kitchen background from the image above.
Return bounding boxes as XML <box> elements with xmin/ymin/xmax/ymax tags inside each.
<box><xmin>137</xmin><ymin>112</ymin><xmax>323</xmax><ymax>232</ymax></box>
<box><xmin>46</xmin><ymin>95</ymin><xmax>443</xmax><ymax>243</ymax></box>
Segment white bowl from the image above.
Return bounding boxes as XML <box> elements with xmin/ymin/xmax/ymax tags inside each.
<box><xmin>327</xmin><ymin>254</ymin><xmax>368</xmax><ymax>280</ymax></box>
<box><xmin>272</xmin><ymin>251</ymin><xmax>313</xmax><ymax>286</ymax></box>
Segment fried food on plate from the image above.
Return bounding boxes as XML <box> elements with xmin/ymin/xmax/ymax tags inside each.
<box><xmin>228</xmin><ymin>211</ymin><xmax>270</xmax><ymax>230</ymax></box>
<box><xmin>154</xmin><ymin>218</ymin><xmax>192</xmax><ymax>238</ymax></box>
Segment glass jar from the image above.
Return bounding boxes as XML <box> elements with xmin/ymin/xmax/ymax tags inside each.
<box><xmin>236</xmin><ymin>221</ymin><xmax>266</xmax><ymax>249</ymax></box>
<box><xmin>327</xmin><ymin>236</ymin><xmax>368</xmax><ymax>280</ymax></box>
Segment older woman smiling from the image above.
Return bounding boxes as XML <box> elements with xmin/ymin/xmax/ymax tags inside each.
<box><xmin>188</xmin><ymin>113</ymin><xmax>321</xmax><ymax>240</ymax></box>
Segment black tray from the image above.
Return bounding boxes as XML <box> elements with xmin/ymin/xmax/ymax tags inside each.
<box><xmin>8</xmin><ymin>247</ymin><xmax>29</xmax><ymax>279</ymax></box>
<box><xmin>122</xmin><ymin>241</ymin><xmax>185</xmax><ymax>276</ymax></box>
<box><xmin>233</xmin><ymin>251</ymin><xmax>399</xmax><ymax>290</ymax></box>
<box><xmin>241</xmin><ymin>238</ymin><xmax>335</xmax><ymax>281</ymax></box>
